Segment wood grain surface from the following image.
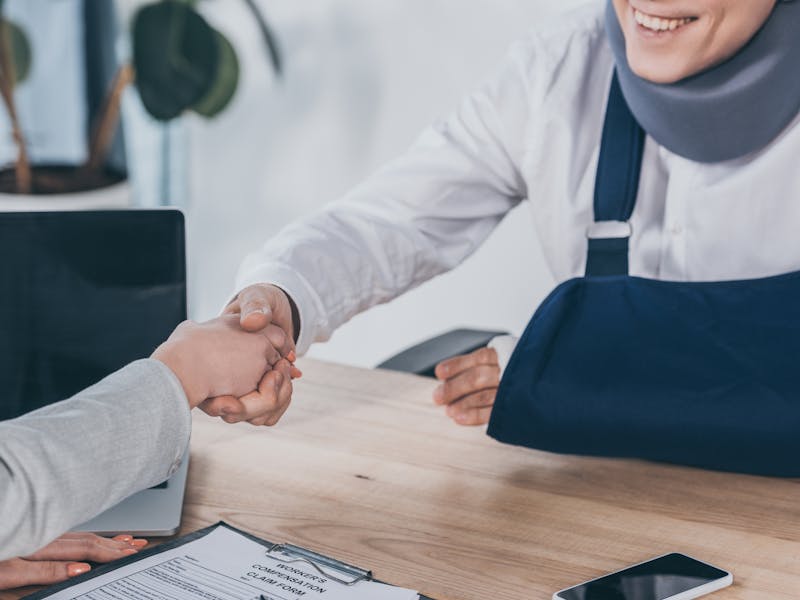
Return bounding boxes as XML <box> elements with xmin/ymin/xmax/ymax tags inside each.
<box><xmin>4</xmin><ymin>358</ymin><xmax>800</xmax><ymax>599</ymax></box>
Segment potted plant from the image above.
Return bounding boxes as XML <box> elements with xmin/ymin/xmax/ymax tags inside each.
<box><xmin>0</xmin><ymin>0</ymin><xmax>280</xmax><ymax>209</ymax></box>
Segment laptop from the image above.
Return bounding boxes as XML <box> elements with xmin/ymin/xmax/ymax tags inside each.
<box><xmin>0</xmin><ymin>209</ymin><xmax>188</xmax><ymax>536</ymax></box>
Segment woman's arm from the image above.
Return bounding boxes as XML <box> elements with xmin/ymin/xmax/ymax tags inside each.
<box><xmin>0</xmin><ymin>359</ymin><xmax>190</xmax><ymax>561</ymax></box>
<box><xmin>0</xmin><ymin>316</ymin><xmax>295</xmax><ymax>561</ymax></box>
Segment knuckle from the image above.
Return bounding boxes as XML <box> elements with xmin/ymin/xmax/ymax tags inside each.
<box><xmin>255</xmin><ymin>336</ymin><xmax>270</xmax><ymax>352</ymax></box>
<box><xmin>463</xmin><ymin>393</ymin><xmax>480</xmax><ymax>409</ymax></box>
<box><xmin>199</xmin><ymin>404</ymin><xmax>217</xmax><ymax>417</ymax></box>
<box><xmin>469</xmin><ymin>370</ymin><xmax>483</xmax><ymax>388</ymax></box>
<box><xmin>240</xmin><ymin>285</ymin><xmax>259</xmax><ymax>299</ymax></box>
<box><xmin>44</xmin><ymin>562</ymin><xmax>65</xmax><ymax>581</ymax></box>
<box><xmin>440</xmin><ymin>382</ymin><xmax>453</xmax><ymax>400</ymax></box>
<box><xmin>479</xmin><ymin>366</ymin><xmax>498</xmax><ymax>387</ymax></box>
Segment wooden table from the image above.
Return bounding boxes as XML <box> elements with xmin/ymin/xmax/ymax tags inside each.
<box><xmin>5</xmin><ymin>359</ymin><xmax>800</xmax><ymax>599</ymax></box>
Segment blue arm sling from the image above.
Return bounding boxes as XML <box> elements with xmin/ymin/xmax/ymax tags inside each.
<box><xmin>487</xmin><ymin>73</ymin><xmax>800</xmax><ymax>477</ymax></box>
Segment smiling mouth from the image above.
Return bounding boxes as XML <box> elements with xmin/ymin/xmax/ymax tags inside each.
<box><xmin>633</xmin><ymin>7</ymin><xmax>698</xmax><ymax>32</ymax></box>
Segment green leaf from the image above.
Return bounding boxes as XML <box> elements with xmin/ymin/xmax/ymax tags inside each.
<box><xmin>241</xmin><ymin>0</ymin><xmax>282</xmax><ymax>76</ymax></box>
<box><xmin>132</xmin><ymin>0</ymin><xmax>219</xmax><ymax>121</ymax></box>
<box><xmin>191</xmin><ymin>30</ymin><xmax>239</xmax><ymax>118</ymax></box>
<box><xmin>0</xmin><ymin>18</ymin><xmax>31</xmax><ymax>86</ymax></box>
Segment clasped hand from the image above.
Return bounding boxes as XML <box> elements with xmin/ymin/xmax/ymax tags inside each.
<box><xmin>156</xmin><ymin>281</ymin><xmax>500</xmax><ymax>429</ymax></box>
<box><xmin>153</xmin><ymin>284</ymin><xmax>300</xmax><ymax>427</ymax></box>
<box><xmin>434</xmin><ymin>346</ymin><xmax>500</xmax><ymax>426</ymax></box>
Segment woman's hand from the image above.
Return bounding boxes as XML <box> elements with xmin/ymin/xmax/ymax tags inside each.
<box><xmin>433</xmin><ymin>347</ymin><xmax>500</xmax><ymax>426</ymax></box>
<box><xmin>0</xmin><ymin>533</ymin><xmax>146</xmax><ymax>590</ymax></box>
<box><xmin>152</xmin><ymin>316</ymin><xmax>296</xmax><ymax>409</ymax></box>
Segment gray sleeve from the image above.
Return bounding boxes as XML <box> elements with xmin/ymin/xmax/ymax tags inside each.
<box><xmin>0</xmin><ymin>359</ymin><xmax>191</xmax><ymax>561</ymax></box>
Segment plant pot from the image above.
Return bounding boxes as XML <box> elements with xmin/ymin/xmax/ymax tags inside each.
<box><xmin>0</xmin><ymin>165</ymin><xmax>132</xmax><ymax>211</ymax></box>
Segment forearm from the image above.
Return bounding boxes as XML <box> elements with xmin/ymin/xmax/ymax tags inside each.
<box><xmin>235</xmin><ymin>44</ymin><xmax>535</xmax><ymax>354</ymax></box>
<box><xmin>0</xmin><ymin>359</ymin><xmax>190</xmax><ymax>560</ymax></box>
<box><xmin>237</xmin><ymin>136</ymin><xmax>524</xmax><ymax>353</ymax></box>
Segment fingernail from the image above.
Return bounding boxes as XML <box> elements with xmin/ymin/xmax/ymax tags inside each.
<box><xmin>290</xmin><ymin>367</ymin><xmax>303</xmax><ymax>379</ymax></box>
<box><xmin>122</xmin><ymin>548</ymin><xmax>138</xmax><ymax>555</ymax></box>
<box><xmin>114</xmin><ymin>534</ymin><xmax>133</xmax><ymax>543</ymax></box>
<box><xmin>68</xmin><ymin>563</ymin><xmax>91</xmax><ymax>577</ymax></box>
<box><xmin>433</xmin><ymin>386</ymin><xmax>443</xmax><ymax>403</ymax></box>
<box><xmin>132</xmin><ymin>539</ymin><xmax>148</xmax><ymax>547</ymax></box>
<box><xmin>287</xmin><ymin>351</ymin><xmax>296</xmax><ymax>362</ymax></box>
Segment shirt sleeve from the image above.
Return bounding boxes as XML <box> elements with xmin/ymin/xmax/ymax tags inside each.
<box><xmin>235</xmin><ymin>42</ymin><xmax>535</xmax><ymax>355</ymax></box>
<box><xmin>489</xmin><ymin>334</ymin><xmax>520</xmax><ymax>379</ymax></box>
<box><xmin>0</xmin><ymin>359</ymin><xmax>191</xmax><ymax>561</ymax></box>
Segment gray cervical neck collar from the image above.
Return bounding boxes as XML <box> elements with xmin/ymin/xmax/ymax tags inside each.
<box><xmin>605</xmin><ymin>0</ymin><xmax>800</xmax><ymax>163</ymax></box>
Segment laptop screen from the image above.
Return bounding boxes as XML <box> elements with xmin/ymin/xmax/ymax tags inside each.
<box><xmin>0</xmin><ymin>210</ymin><xmax>186</xmax><ymax>421</ymax></box>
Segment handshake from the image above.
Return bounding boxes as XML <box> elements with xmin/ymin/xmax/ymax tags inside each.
<box><xmin>152</xmin><ymin>281</ymin><xmax>505</xmax><ymax>430</ymax></box>
<box><xmin>152</xmin><ymin>284</ymin><xmax>299</xmax><ymax>426</ymax></box>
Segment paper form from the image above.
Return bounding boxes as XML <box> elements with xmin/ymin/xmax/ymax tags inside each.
<box><xmin>36</xmin><ymin>525</ymin><xmax>419</xmax><ymax>600</ymax></box>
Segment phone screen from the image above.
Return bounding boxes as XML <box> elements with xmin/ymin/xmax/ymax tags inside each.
<box><xmin>557</xmin><ymin>554</ymin><xmax>729</xmax><ymax>600</ymax></box>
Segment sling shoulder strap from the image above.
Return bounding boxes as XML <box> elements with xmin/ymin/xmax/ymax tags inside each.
<box><xmin>585</xmin><ymin>71</ymin><xmax>646</xmax><ymax>277</ymax></box>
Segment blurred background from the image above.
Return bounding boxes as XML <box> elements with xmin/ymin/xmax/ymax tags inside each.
<box><xmin>0</xmin><ymin>0</ymin><xmax>586</xmax><ymax>367</ymax></box>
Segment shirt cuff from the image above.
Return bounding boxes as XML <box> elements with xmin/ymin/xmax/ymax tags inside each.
<box><xmin>233</xmin><ymin>263</ymin><xmax>328</xmax><ymax>356</ymax></box>
<box><xmin>489</xmin><ymin>334</ymin><xmax>519</xmax><ymax>379</ymax></box>
<box><xmin>134</xmin><ymin>359</ymin><xmax>192</xmax><ymax>478</ymax></box>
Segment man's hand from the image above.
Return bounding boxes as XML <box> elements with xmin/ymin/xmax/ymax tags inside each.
<box><xmin>224</xmin><ymin>283</ymin><xmax>298</xmax><ymax>343</ymax></box>
<box><xmin>0</xmin><ymin>533</ymin><xmax>146</xmax><ymax>590</ymax></box>
<box><xmin>433</xmin><ymin>347</ymin><xmax>500</xmax><ymax>426</ymax></box>
<box><xmin>152</xmin><ymin>315</ymin><xmax>293</xmax><ymax>409</ymax></box>
<box><xmin>198</xmin><ymin>357</ymin><xmax>295</xmax><ymax>426</ymax></box>
<box><xmin>203</xmin><ymin>283</ymin><xmax>301</xmax><ymax>426</ymax></box>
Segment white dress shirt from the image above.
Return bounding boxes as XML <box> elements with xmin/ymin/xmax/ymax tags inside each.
<box><xmin>236</xmin><ymin>2</ymin><xmax>800</xmax><ymax>360</ymax></box>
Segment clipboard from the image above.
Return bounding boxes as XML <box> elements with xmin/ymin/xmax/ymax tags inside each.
<box><xmin>23</xmin><ymin>522</ymin><xmax>437</xmax><ymax>600</ymax></box>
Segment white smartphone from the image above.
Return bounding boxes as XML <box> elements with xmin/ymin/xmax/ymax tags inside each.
<box><xmin>553</xmin><ymin>553</ymin><xmax>733</xmax><ymax>600</ymax></box>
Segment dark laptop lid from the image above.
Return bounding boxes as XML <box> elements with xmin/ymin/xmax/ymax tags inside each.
<box><xmin>0</xmin><ymin>210</ymin><xmax>186</xmax><ymax>421</ymax></box>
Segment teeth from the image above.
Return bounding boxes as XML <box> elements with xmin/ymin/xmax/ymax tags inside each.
<box><xmin>633</xmin><ymin>8</ymin><xmax>693</xmax><ymax>32</ymax></box>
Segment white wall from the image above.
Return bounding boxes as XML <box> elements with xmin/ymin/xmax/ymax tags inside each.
<box><xmin>186</xmin><ymin>0</ymin><xmax>586</xmax><ymax>367</ymax></box>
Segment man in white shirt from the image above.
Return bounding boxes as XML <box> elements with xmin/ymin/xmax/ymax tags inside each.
<box><xmin>212</xmin><ymin>0</ymin><xmax>799</xmax><ymax>427</ymax></box>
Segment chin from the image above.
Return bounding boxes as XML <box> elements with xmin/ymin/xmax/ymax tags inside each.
<box><xmin>626</xmin><ymin>51</ymin><xmax>694</xmax><ymax>84</ymax></box>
